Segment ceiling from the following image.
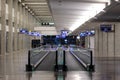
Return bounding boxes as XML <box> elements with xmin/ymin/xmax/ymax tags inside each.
<box><xmin>21</xmin><ymin>0</ymin><xmax>120</xmax><ymax>35</ymax></box>
<box><xmin>93</xmin><ymin>1</ymin><xmax>120</xmax><ymax>22</ymax></box>
<box><xmin>48</xmin><ymin>0</ymin><xmax>110</xmax><ymax>33</ymax></box>
<box><xmin>21</xmin><ymin>0</ymin><xmax>54</xmax><ymax>24</ymax></box>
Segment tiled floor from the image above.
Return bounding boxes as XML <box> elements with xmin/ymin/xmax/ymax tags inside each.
<box><xmin>0</xmin><ymin>50</ymin><xmax>120</xmax><ymax>80</ymax></box>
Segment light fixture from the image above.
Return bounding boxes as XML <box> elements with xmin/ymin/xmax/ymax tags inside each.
<box><xmin>69</xmin><ymin>3</ymin><xmax>106</xmax><ymax>31</ymax></box>
<box><xmin>77</xmin><ymin>36</ymin><xmax>80</xmax><ymax>39</ymax></box>
<box><xmin>19</xmin><ymin>0</ymin><xmax>21</xmax><ymax>2</ymax></box>
<box><xmin>115</xmin><ymin>0</ymin><xmax>119</xmax><ymax>1</ymax></box>
<box><xmin>25</xmin><ymin>6</ymin><xmax>28</xmax><ymax>9</ymax></box>
<box><xmin>28</xmin><ymin>9</ymin><xmax>31</xmax><ymax>11</ymax></box>
<box><xmin>30</xmin><ymin>11</ymin><xmax>32</xmax><ymax>13</ymax></box>
<box><xmin>107</xmin><ymin>0</ymin><xmax>111</xmax><ymax>5</ymax></box>
<box><xmin>32</xmin><ymin>13</ymin><xmax>34</xmax><ymax>15</ymax></box>
<box><xmin>101</xmin><ymin>10</ymin><xmax>106</xmax><ymax>13</ymax></box>
<box><xmin>22</xmin><ymin>3</ymin><xmax>25</xmax><ymax>6</ymax></box>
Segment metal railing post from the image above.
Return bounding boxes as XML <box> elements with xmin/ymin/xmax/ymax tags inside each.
<box><xmin>28</xmin><ymin>50</ymin><xmax>31</xmax><ymax>65</ymax></box>
<box><xmin>89</xmin><ymin>50</ymin><xmax>95</xmax><ymax>71</ymax></box>
<box><xmin>56</xmin><ymin>50</ymin><xmax>58</xmax><ymax>66</ymax></box>
<box><xmin>63</xmin><ymin>50</ymin><xmax>65</xmax><ymax>66</ymax></box>
<box><xmin>90</xmin><ymin>50</ymin><xmax>93</xmax><ymax>66</ymax></box>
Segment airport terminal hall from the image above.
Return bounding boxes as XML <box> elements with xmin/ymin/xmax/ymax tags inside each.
<box><xmin>1</xmin><ymin>0</ymin><xmax>120</xmax><ymax>80</ymax></box>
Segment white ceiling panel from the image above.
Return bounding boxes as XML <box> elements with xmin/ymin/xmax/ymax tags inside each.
<box><xmin>22</xmin><ymin>0</ymin><xmax>54</xmax><ymax>24</ymax></box>
<box><xmin>21</xmin><ymin>0</ymin><xmax>113</xmax><ymax>35</ymax></box>
<box><xmin>48</xmin><ymin>0</ymin><xmax>108</xmax><ymax>32</ymax></box>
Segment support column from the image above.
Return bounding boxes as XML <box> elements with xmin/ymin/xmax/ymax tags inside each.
<box><xmin>22</xmin><ymin>6</ymin><xmax>26</xmax><ymax>50</ymax></box>
<box><xmin>95</xmin><ymin>29</ymin><xmax>99</xmax><ymax>57</ymax></box>
<box><xmin>31</xmin><ymin>15</ymin><xmax>33</xmax><ymax>29</ymax></box>
<box><xmin>30</xmin><ymin>14</ymin><xmax>33</xmax><ymax>48</ymax></box>
<box><xmin>1</xmin><ymin>0</ymin><xmax>6</xmax><ymax>55</ymax></box>
<box><xmin>19</xmin><ymin>3</ymin><xmax>23</xmax><ymax>50</ymax></box>
<box><xmin>21</xmin><ymin>5</ymin><xmax>24</xmax><ymax>50</ymax></box>
<box><xmin>8</xmin><ymin>0</ymin><xmax>13</xmax><ymax>53</ymax></box>
<box><xmin>28</xmin><ymin>12</ymin><xmax>32</xmax><ymax>49</ymax></box>
<box><xmin>7</xmin><ymin>0</ymin><xmax>14</xmax><ymax>74</ymax></box>
<box><xmin>26</xmin><ymin>10</ymin><xmax>29</xmax><ymax>49</ymax></box>
<box><xmin>13</xmin><ymin>0</ymin><xmax>18</xmax><ymax>51</ymax></box>
<box><xmin>18</xmin><ymin>2</ymin><xmax>21</xmax><ymax>50</ymax></box>
<box><xmin>0</xmin><ymin>0</ymin><xmax>6</xmax><ymax>76</ymax></box>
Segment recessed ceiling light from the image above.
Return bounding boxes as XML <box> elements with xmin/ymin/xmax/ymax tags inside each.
<box><xmin>107</xmin><ymin>0</ymin><xmax>111</xmax><ymax>5</ymax></box>
<box><xmin>30</xmin><ymin>11</ymin><xmax>32</xmax><ymax>13</ymax></box>
<box><xmin>22</xmin><ymin>3</ymin><xmax>25</xmax><ymax>6</ymax></box>
<box><xmin>28</xmin><ymin>9</ymin><xmax>30</xmax><ymax>11</ymax></box>
<box><xmin>25</xmin><ymin>6</ymin><xmax>28</xmax><ymax>9</ymax></box>
<box><xmin>115</xmin><ymin>0</ymin><xmax>119</xmax><ymax>1</ymax></box>
<box><xmin>19</xmin><ymin>0</ymin><xmax>21</xmax><ymax>2</ymax></box>
<box><xmin>101</xmin><ymin>10</ymin><xmax>106</xmax><ymax>12</ymax></box>
<box><xmin>93</xmin><ymin>17</ymin><xmax>97</xmax><ymax>19</ymax></box>
<box><xmin>32</xmin><ymin>13</ymin><xmax>34</xmax><ymax>15</ymax></box>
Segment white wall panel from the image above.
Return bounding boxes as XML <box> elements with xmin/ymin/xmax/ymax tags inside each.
<box><xmin>108</xmin><ymin>32</ymin><xmax>114</xmax><ymax>57</ymax></box>
<box><xmin>115</xmin><ymin>24</ymin><xmax>120</xmax><ymax>57</ymax></box>
<box><xmin>102</xmin><ymin>32</ymin><xmax>108</xmax><ymax>57</ymax></box>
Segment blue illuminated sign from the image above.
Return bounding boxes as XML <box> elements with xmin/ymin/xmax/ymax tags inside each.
<box><xmin>19</xmin><ymin>28</ymin><xmax>28</xmax><ymax>34</ymax></box>
<box><xmin>61</xmin><ymin>30</ymin><xmax>68</xmax><ymax>38</ymax></box>
<box><xmin>80</xmin><ymin>30</ymin><xmax>95</xmax><ymax>37</ymax></box>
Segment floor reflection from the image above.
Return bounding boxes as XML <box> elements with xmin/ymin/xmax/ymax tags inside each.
<box><xmin>55</xmin><ymin>71</ymin><xmax>66</xmax><ymax>80</ymax></box>
<box><xmin>26</xmin><ymin>72</ymin><xmax>32</xmax><ymax>80</ymax></box>
<box><xmin>0</xmin><ymin>51</ymin><xmax>120</xmax><ymax>80</ymax></box>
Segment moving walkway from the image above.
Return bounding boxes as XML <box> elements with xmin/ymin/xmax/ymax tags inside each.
<box><xmin>26</xmin><ymin>45</ymin><xmax>95</xmax><ymax>72</ymax></box>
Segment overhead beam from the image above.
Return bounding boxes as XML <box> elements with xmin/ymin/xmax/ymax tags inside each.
<box><xmin>37</xmin><ymin>16</ymin><xmax>52</xmax><ymax>18</ymax></box>
<box><xmin>36</xmin><ymin>14</ymin><xmax>51</xmax><ymax>16</ymax></box>
<box><xmin>33</xmin><ymin>7</ymin><xmax>49</xmax><ymax>9</ymax></box>
<box><xmin>34</xmin><ymin>10</ymin><xmax>49</xmax><ymax>12</ymax></box>
<box><xmin>36</xmin><ymin>15</ymin><xmax>52</xmax><ymax>16</ymax></box>
<box><xmin>64</xmin><ymin>0</ymin><xmax>109</xmax><ymax>4</ymax></box>
<box><xmin>35</xmin><ymin>13</ymin><xmax>51</xmax><ymax>16</ymax></box>
<box><xmin>33</xmin><ymin>9</ymin><xmax>49</xmax><ymax>11</ymax></box>
<box><xmin>22</xmin><ymin>1</ymin><xmax>46</xmax><ymax>3</ymax></box>
<box><xmin>26</xmin><ymin>4</ymin><xmax>47</xmax><ymax>6</ymax></box>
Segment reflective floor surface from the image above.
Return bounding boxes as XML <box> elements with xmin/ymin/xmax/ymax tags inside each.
<box><xmin>0</xmin><ymin>50</ymin><xmax>120</xmax><ymax>80</ymax></box>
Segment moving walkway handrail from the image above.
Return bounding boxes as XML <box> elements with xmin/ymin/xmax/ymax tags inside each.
<box><xmin>26</xmin><ymin>49</ymin><xmax>50</xmax><ymax>71</ymax></box>
<box><xmin>30</xmin><ymin>48</ymin><xmax>44</xmax><ymax>58</ymax></box>
<box><xmin>31</xmin><ymin>46</ymin><xmax>43</xmax><ymax>51</ymax></box>
<box><xmin>33</xmin><ymin>51</ymin><xmax>49</xmax><ymax>69</ymax></box>
<box><xmin>70</xmin><ymin>51</ymin><xmax>87</xmax><ymax>68</ymax></box>
<box><xmin>70</xmin><ymin>49</ymin><xmax>94</xmax><ymax>71</ymax></box>
<box><xmin>77</xmin><ymin>49</ymin><xmax>90</xmax><ymax>57</ymax></box>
